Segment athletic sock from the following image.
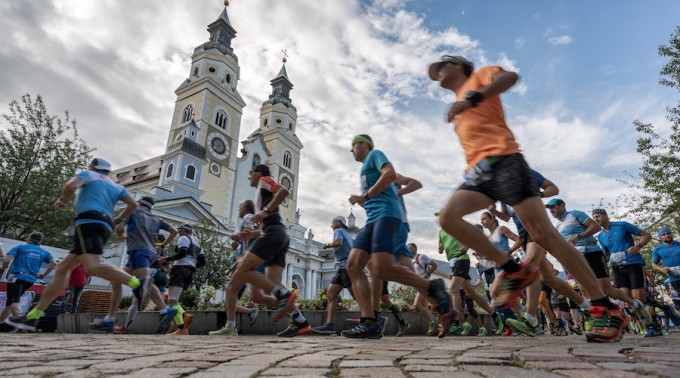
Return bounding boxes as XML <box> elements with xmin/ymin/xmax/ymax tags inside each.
<box><xmin>172</xmin><ymin>303</ymin><xmax>185</xmax><ymax>326</ymax></box>
<box><xmin>500</xmin><ymin>259</ymin><xmax>520</xmax><ymax>274</ymax></box>
<box><xmin>389</xmin><ymin>305</ymin><xmax>406</xmax><ymax>325</ymax></box>
<box><xmin>291</xmin><ymin>307</ymin><xmax>307</xmax><ymax>324</ymax></box>
<box><xmin>127</xmin><ymin>276</ymin><xmax>141</xmax><ymax>289</ymax></box>
<box><xmin>26</xmin><ymin>308</ymin><xmax>44</xmax><ymax>320</ymax></box>
<box><xmin>591</xmin><ymin>297</ymin><xmax>618</xmax><ymax>310</ymax></box>
<box><xmin>523</xmin><ymin>313</ymin><xmax>538</xmax><ymax>327</ymax></box>
<box><xmin>273</xmin><ymin>285</ymin><xmax>288</xmax><ymax>298</ymax></box>
<box><xmin>226</xmin><ymin>320</ymin><xmax>236</xmax><ymax>329</ymax></box>
<box><xmin>125</xmin><ymin>304</ymin><xmax>138</xmax><ymax>329</ymax></box>
<box><xmin>580</xmin><ymin>299</ymin><xmax>592</xmax><ymax>310</ymax></box>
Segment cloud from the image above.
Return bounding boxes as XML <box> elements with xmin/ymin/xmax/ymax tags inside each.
<box><xmin>515</xmin><ymin>37</ymin><xmax>526</xmax><ymax>49</ymax></box>
<box><xmin>547</xmin><ymin>35</ymin><xmax>573</xmax><ymax>45</ymax></box>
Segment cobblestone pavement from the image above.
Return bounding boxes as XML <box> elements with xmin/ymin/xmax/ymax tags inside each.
<box><xmin>1</xmin><ymin>333</ymin><xmax>678</xmax><ymax>377</ymax></box>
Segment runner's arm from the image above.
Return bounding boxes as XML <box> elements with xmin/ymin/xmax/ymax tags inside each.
<box><xmin>540</xmin><ymin>179</ymin><xmax>559</xmax><ymax>198</ymax></box>
<box><xmin>567</xmin><ymin>219</ymin><xmax>601</xmax><ymax>244</ymax></box>
<box><xmin>38</xmin><ymin>259</ymin><xmax>57</xmax><ymax>279</ymax></box>
<box><xmin>628</xmin><ymin>230</ymin><xmax>652</xmax><ymax>254</ymax></box>
<box><xmin>487</xmin><ymin>203</ymin><xmax>511</xmax><ymax>222</ymax></box>
<box><xmin>56</xmin><ymin>176</ymin><xmax>85</xmax><ymax>207</ymax></box>
<box><xmin>500</xmin><ymin>226</ymin><xmax>521</xmax><ymax>252</ymax></box>
<box><xmin>394</xmin><ymin>173</ymin><xmax>422</xmax><ymax>196</ymax></box>
<box><xmin>651</xmin><ymin>261</ymin><xmax>670</xmax><ymax>275</ymax></box>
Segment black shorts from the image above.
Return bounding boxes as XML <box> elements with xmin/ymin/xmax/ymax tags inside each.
<box><xmin>483</xmin><ymin>268</ymin><xmax>495</xmax><ymax>286</ymax></box>
<box><xmin>451</xmin><ymin>258</ymin><xmax>471</xmax><ymax>280</ymax></box>
<box><xmin>249</xmin><ymin>223</ymin><xmax>289</xmax><ymax>268</ymax></box>
<box><xmin>458</xmin><ymin>153</ymin><xmax>540</xmax><ymax>206</ymax></box>
<box><xmin>169</xmin><ymin>265</ymin><xmax>195</xmax><ymax>290</ymax></box>
<box><xmin>612</xmin><ymin>264</ymin><xmax>645</xmax><ymax>290</ymax></box>
<box><xmin>583</xmin><ymin>251</ymin><xmax>609</xmax><ymax>279</ymax></box>
<box><xmin>519</xmin><ymin>230</ymin><xmax>533</xmax><ymax>250</ymax></box>
<box><xmin>6</xmin><ymin>279</ymin><xmax>33</xmax><ymax>305</ymax></box>
<box><xmin>71</xmin><ymin>222</ymin><xmax>111</xmax><ymax>255</ymax></box>
<box><xmin>552</xmin><ymin>301</ymin><xmax>570</xmax><ymax>312</ymax></box>
<box><xmin>331</xmin><ymin>269</ymin><xmax>352</xmax><ymax>289</ymax></box>
<box><xmin>382</xmin><ymin>281</ymin><xmax>389</xmax><ymax>296</ymax></box>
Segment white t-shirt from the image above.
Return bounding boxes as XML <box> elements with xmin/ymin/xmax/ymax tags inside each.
<box><xmin>413</xmin><ymin>254</ymin><xmax>432</xmax><ymax>276</ymax></box>
<box><xmin>174</xmin><ymin>235</ymin><xmax>203</xmax><ymax>268</ymax></box>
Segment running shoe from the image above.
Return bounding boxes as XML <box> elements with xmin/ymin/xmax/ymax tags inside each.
<box><xmin>644</xmin><ymin>326</ymin><xmax>663</xmax><ymax>338</ymax></box>
<box><xmin>5</xmin><ymin>315</ymin><xmax>38</xmax><ymax>332</ymax></box>
<box><xmin>272</xmin><ymin>290</ymin><xmax>298</xmax><ymax>322</ymax></box>
<box><xmin>183</xmin><ymin>313</ymin><xmax>194</xmax><ymax>328</ymax></box>
<box><xmin>477</xmin><ymin>326</ymin><xmax>488</xmax><ymax>336</ymax></box>
<box><xmin>493</xmin><ymin>312</ymin><xmax>505</xmax><ymax>335</ymax></box>
<box><xmin>438</xmin><ymin>308</ymin><xmax>457</xmax><ymax>338</ymax></box>
<box><xmin>664</xmin><ymin>329</ymin><xmax>671</xmax><ymax>335</ymax></box>
<box><xmin>459</xmin><ymin>322</ymin><xmax>472</xmax><ymax>336</ymax></box>
<box><xmin>312</xmin><ymin>322</ymin><xmax>337</xmax><ymax>335</ymax></box>
<box><xmin>585</xmin><ymin>305</ymin><xmax>627</xmax><ymax>343</ymax></box>
<box><xmin>428</xmin><ymin>278</ymin><xmax>452</xmax><ymax>315</ymax></box>
<box><xmin>569</xmin><ymin>324</ymin><xmax>583</xmax><ymax>335</ymax></box>
<box><xmin>157</xmin><ymin>307</ymin><xmax>178</xmax><ymax>335</ymax></box>
<box><xmin>167</xmin><ymin>327</ymin><xmax>188</xmax><ymax>335</ymax></box>
<box><xmin>494</xmin><ymin>262</ymin><xmax>538</xmax><ymax>309</ymax></box>
<box><xmin>278</xmin><ymin>320</ymin><xmax>312</xmax><ymax>337</ymax></box>
<box><xmin>248</xmin><ymin>308</ymin><xmax>260</xmax><ymax>326</ymax></box>
<box><xmin>448</xmin><ymin>323</ymin><xmax>461</xmax><ymax>335</ymax></box>
<box><xmin>502</xmin><ymin>327</ymin><xmax>513</xmax><ymax>337</ymax></box>
<box><xmin>662</xmin><ymin>303</ymin><xmax>680</xmax><ymax>325</ymax></box>
<box><xmin>426</xmin><ymin>320</ymin><xmax>439</xmax><ymax>336</ymax></box>
<box><xmin>209</xmin><ymin>326</ymin><xmax>238</xmax><ymax>336</ymax></box>
<box><xmin>89</xmin><ymin>317</ymin><xmax>116</xmax><ymax>332</ymax></box>
<box><xmin>112</xmin><ymin>325</ymin><xmax>129</xmax><ymax>334</ymax></box>
<box><xmin>396</xmin><ymin>321</ymin><xmax>410</xmax><ymax>337</ymax></box>
<box><xmin>506</xmin><ymin>317</ymin><xmax>542</xmax><ymax>337</ymax></box>
<box><xmin>341</xmin><ymin>321</ymin><xmax>382</xmax><ymax>339</ymax></box>
<box><xmin>132</xmin><ymin>276</ymin><xmax>151</xmax><ymax>305</ymax></box>
<box><xmin>632</xmin><ymin>299</ymin><xmax>652</xmax><ymax>327</ymax></box>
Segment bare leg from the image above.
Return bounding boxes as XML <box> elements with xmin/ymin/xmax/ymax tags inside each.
<box><xmin>346</xmin><ymin>249</ymin><xmax>373</xmax><ymax>318</ymax></box>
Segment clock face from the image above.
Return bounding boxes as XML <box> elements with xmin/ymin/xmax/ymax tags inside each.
<box><xmin>281</xmin><ymin>176</ymin><xmax>292</xmax><ymax>191</ymax></box>
<box><xmin>207</xmin><ymin>132</ymin><xmax>229</xmax><ymax>160</ymax></box>
<box><xmin>210</xmin><ymin>162</ymin><xmax>221</xmax><ymax>175</ymax></box>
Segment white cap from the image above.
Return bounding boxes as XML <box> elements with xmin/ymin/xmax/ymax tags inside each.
<box><xmin>90</xmin><ymin>158</ymin><xmax>112</xmax><ymax>172</ymax></box>
<box><xmin>333</xmin><ymin>215</ymin><xmax>347</xmax><ymax>226</ymax></box>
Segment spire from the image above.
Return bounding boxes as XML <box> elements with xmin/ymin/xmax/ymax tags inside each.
<box><xmin>267</xmin><ymin>51</ymin><xmax>294</xmax><ymax>107</ymax></box>
<box><xmin>203</xmin><ymin>2</ymin><xmax>237</xmax><ymax>56</ymax></box>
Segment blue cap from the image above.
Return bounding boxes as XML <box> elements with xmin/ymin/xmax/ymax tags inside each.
<box><xmin>658</xmin><ymin>227</ymin><xmax>671</xmax><ymax>237</ymax></box>
<box><xmin>545</xmin><ymin>198</ymin><xmax>564</xmax><ymax>207</ymax></box>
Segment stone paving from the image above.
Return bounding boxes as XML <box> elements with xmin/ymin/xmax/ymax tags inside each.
<box><xmin>0</xmin><ymin>333</ymin><xmax>678</xmax><ymax>377</ymax></box>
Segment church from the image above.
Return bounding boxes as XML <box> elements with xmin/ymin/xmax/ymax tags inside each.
<box><xmin>110</xmin><ymin>5</ymin><xmax>351</xmax><ymax>300</ymax></box>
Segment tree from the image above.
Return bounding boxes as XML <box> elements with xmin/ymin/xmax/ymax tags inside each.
<box><xmin>0</xmin><ymin>94</ymin><xmax>92</xmax><ymax>248</ymax></box>
<box><xmin>628</xmin><ymin>27</ymin><xmax>680</xmax><ymax>286</ymax></box>
<box><xmin>190</xmin><ymin>219</ymin><xmax>233</xmax><ymax>291</ymax></box>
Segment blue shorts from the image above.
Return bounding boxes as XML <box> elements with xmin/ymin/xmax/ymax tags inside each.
<box><xmin>393</xmin><ymin>222</ymin><xmax>412</xmax><ymax>259</ymax></box>
<box><xmin>353</xmin><ymin>217</ymin><xmax>401</xmax><ymax>254</ymax></box>
<box><xmin>126</xmin><ymin>249</ymin><xmax>157</xmax><ymax>270</ymax></box>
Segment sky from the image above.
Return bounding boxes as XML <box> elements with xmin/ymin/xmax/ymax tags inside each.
<box><xmin>1</xmin><ymin>0</ymin><xmax>679</xmax><ymax>262</ymax></box>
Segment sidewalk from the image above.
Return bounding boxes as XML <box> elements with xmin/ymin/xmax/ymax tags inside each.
<box><xmin>0</xmin><ymin>333</ymin><xmax>677</xmax><ymax>377</ymax></box>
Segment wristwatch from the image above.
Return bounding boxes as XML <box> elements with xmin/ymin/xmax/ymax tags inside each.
<box><xmin>263</xmin><ymin>206</ymin><xmax>271</xmax><ymax>213</ymax></box>
<box><xmin>464</xmin><ymin>90</ymin><xmax>483</xmax><ymax>107</ymax></box>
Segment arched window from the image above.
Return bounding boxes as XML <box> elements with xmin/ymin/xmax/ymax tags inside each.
<box><xmin>283</xmin><ymin>151</ymin><xmax>292</xmax><ymax>169</ymax></box>
<box><xmin>252</xmin><ymin>154</ymin><xmax>261</xmax><ymax>168</ymax></box>
<box><xmin>214</xmin><ymin>110</ymin><xmax>228</xmax><ymax>129</ymax></box>
<box><xmin>166</xmin><ymin>163</ymin><xmax>174</xmax><ymax>178</ymax></box>
<box><xmin>185</xmin><ymin>165</ymin><xmax>196</xmax><ymax>181</ymax></box>
<box><xmin>181</xmin><ymin>105</ymin><xmax>193</xmax><ymax>123</ymax></box>
<box><xmin>193</xmin><ymin>67</ymin><xmax>199</xmax><ymax>77</ymax></box>
<box><xmin>225</xmin><ymin>73</ymin><xmax>231</xmax><ymax>83</ymax></box>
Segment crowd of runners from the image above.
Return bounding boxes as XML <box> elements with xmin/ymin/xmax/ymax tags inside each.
<box><xmin>3</xmin><ymin>56</ymin><xmax>680</xmax><ymax>344</ymax></box>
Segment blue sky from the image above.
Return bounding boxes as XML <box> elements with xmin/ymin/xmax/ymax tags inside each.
<box><xmin>0</xmin><ymin>0</ymin><xmax>678</xmax><ymax>260</ymax></box>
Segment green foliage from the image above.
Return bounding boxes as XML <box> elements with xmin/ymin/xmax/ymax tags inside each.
<box><xmin>179</xmin><ymin>287</ymin><xmax>199</xmax><ymax>309</ymax></box>
<box><xmin>0</xmin><ymin>94</ymin><xmax>92</xmax><ymax>248</ymax></box>
<box><xmin>189</xmin><ymin>219</ymin><xmax>233</xmax><ymax>291</ymax></box>
<box><xmin>119</xmin><ymin>295</ymin><xmax>133</xmax><ymax>309</ymax></box>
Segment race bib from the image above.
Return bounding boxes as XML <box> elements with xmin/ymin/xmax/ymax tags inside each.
<box><xmin>669</xmin><ymin>266</ymin><xmax>680</xmax><ymax>277</ymax></box>
<box><xmin>609</xmin><ymin>252</ymin><xmax>627</xmax><ymax>266</ymax></box>
<box><xmin>575</xmin><ymin>245</ymin><xmax>586</xmax><ymax>253</ymax></box>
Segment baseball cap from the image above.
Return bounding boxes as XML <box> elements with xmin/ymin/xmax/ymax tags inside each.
<box><xmin>139</xmin><ymin>196</ymin><xmax>155</xmax><ymax>208</ymax></box>
<box><xmin>90</xmin><ymin>158</ymin><xmax>112</xmax><ymax>172</ymax></box>
<box><xmin>545</xmin><ymin>198</ymin><xmax>565</xmax><ymax>207</ymax></box>
<box><xmin>591</xmin><ymin>208</ymin><xmax>607</xmax><ymax>215</ymax></box>
<box><xmin>333</xmin><ymin>215</ymin><xmax>347</xmax><ymax>226</ymax></box>
<box><xmin>251</xmin><ymin>164</ymin><xmax>270</xmax><ymax>177</ymax></box>
<box><xmin>658</xmin><ymin>227</ymin><xmax>671</xmax><ymax>237</ymax></box>
<box><xmin>428</xmin><ymin>55</ymin><xmax>474</xmax><ymax>80</ymax></box>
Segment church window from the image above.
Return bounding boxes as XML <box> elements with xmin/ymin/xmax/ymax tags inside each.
<box><xmin>276</xmin><ymin>118</ymin><xmax>282</xmax><ymax>124</ymax></box>
<box><xmin>185</xmin><ymin>165</ymin><xmax>196</xmax><ymax>181</ymax></box>
<box><xmin>288</xmin><ymin>122</ymin><xmax>293</xmax><ymax>131</ymax></box>
<box><xmin>225</xmin><ymin>73</ymin><xmax>231</xmax><ymax>83</ymax></box>
<box><xmin>181</xmin><ymin>105</ymin><xmax>193</xmax><ymax>123</ymax></box>
<box><xmin>252</xmin><ymin>154</ymin><xmax>261</xmax><ymax>168</ymax></box>
<box><xmin>193</xmin><ymin>67</ymin><xmax>199</xmax><ymax>77</ymax></box>
<box><xmin>283</xmin><ymin>151</ymin><xmax>292</xmax><ymax>169</ymax></box>
<box><xmin>215</xmin><ymin>110</ymin><xmax>228</xmax><ymax>129</ymax></box>
<box><xmin>264</xmin><ymin>119</ymin><xmax>268</xmax><ymax>127</ymax></box>
<box><xmin>166</xmin><ymin>163</ymin><xmax>174</xmax><ymax>178</ymax></box>
<box><xmin>208</xmin><ymin>66</ymin><xmax>216</xmax><ymax>73</ymax></box>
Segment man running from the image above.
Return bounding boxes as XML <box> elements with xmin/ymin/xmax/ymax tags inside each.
<box><xmin>312</xmin><ymin>215</ymin><xmax>354</xmax><ymax>335</ymax></box>
<box><xmin>546</xmin><ymin>199</ymin><xmax>651</xmax><ymax>327</ymax></box>
<box><xmin>429</xmin><ymin>55</ymin><xmax>627</xmax><ymax>342</ymax></box>
<box><xmin>1</xmin><ymin>232</ymin><xmax>56</xmax><ymax>324</ymax></box>
<box><xmin>107</xmin><ymin>196</ymin><xmax>178</xmax><ymax>334</ymax></box>
<box><xmin>411</xmin><ymin>248</ymin><xmax>440</xmax><ymax>336</ymax></box>
<box><xmin>652</xmin><ymin>228</ymin><xmax>680</xmax><ymax>299</ymax></box>
<box><xmin>7</xmin><ymin>158</ymin><xmax>141</xmax><ymax>332</ymax></box>
<box><xmin>343</xmin><ymin>135</ymin><xmax>451</xmax><ymax>339</ymax></box>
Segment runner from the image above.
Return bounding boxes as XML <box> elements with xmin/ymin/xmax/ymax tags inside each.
<box><xmin>107</xmin><ymin>196</ymin><xmax>178</xmax><ymax>334</ymax></box>
<box><xmin>0</xmin><ymin>232</ymin><xmax>56</xmax><ymax>324</ymax></box>
<box><xmin>429</xmin><ymin>56</ymin><xmax>627</xmax><ymax>342</ymax></box>
<box><xmin>342</xmin><ymin>135</ymin><xmax>452</xmax><ymax>339</ymax></box>
<box><xmin>411</xmin><ymin>250</ymin><xmax>440</xmax><ymax>336</ymax></box>
<box><xmin>7</xmin><ymin>158</ymin><xmax>142</xmax><ymax>332</ymax></box>
<box><xmin>546</xmin><ymin>199</ymin><xmax>651</xmax><ymax>328</ymax></box>
<box><xmin>311</xmin><ymin>215</ymin><xmax>354</xmax><ymax>335</ymax></box>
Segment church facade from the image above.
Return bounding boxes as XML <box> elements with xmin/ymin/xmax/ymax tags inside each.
<box><xmin>111</xmin><ymin>6</ymin><xmax>338</xmax><ymax>300</ymax></box>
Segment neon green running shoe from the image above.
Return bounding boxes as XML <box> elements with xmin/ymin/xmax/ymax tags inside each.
<box><xmin>208</xmin><ymin>326</ymin><xmax>238</xmax><ymax>336</ymax></box>
<box><xmin>460</xmin><ymin>322</ymin><xmax>472</xmax><ymax>336</ymax></box>
<box><xmin>477</xmin><ymin>326</ymin><xmax>488</xmax><ymax>336</ymax></box>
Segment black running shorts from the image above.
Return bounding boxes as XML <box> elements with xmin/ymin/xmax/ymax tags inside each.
<box><xmin>331</xmin><ymin>268</ymin><xmax>352</xmax><ymax>289</ymax></box>
<box><xmin>249</xmin><ymin>223</ymin><xmax>289</xmax><ymax>268</ymax></box>
<box><xmin>451</xmin><ymin>258</ymin><xmax>471</xmax><ymax>280</ymax></box>
<box><xmin>169</xmin><ymin>265</ymin><xmax>195</xmax><ymax>290</ymax></box>
<box><xmin>612</xmin><ymin>264</ymin><xmax>645</xmax><ymax>290</ymax></box>
<box><xmin>584</xmin><ymin>251</ymin><xmax>609</xmax><ymax>279</ymax></box>
<box><xmin>71</xmin><ymin>223</ymin><xmax>111</xmax><ymax>255</ymax></box>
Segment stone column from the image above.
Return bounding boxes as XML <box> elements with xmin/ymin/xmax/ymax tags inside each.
<box><xmin>305</xmin><ymin>269</ymin><xmax>313</xmax><ymax>299</ymax></box>
<box><xmin>311</xmin><ymin>270</ymin><xmax>318</xmax><ymax>297</ymax></box>
<box><xmin>286</xmin><ymin>264</ymin><xmax>293</xmax><ymax>288</ymax></box>
<box><xmin>282</xmin><ymin>264</ymin><xmax>288</xmax><ymax>286</ymax></box>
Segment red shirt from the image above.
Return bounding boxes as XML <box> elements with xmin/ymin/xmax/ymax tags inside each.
<box><xmin>69</xmin><ymin>264</ymin><xmax>87</xmax><ymax>287</ymax></box>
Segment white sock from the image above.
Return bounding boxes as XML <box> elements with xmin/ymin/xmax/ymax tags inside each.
<box><xmin>125</xmin><ymin>304</ymin><xmax>138</xmax><ymax>329</ymax></box>
<box><xmin>580</xmin><ymin>299</ymin><xmax>592</xmax><ymax>310</ymax></box>
<box><xmin>226</xmin><ymin>320</ymin><xmax>236</xmax><ymax>329</ymax></box>
<box><xmin>524</xmin><ymin>313</ymin><xmax>538</xmax><ymax>327</ymax></box>
<box><xmin>291</xmin><ymin>307</ymin><xmax>306</xmax><ymax>324</ymax></box>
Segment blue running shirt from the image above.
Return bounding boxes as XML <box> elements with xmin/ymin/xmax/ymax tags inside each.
<box><xmin>332</xmin><ymin>228</ymin><xmax>353</xmax><ymax>269</ymax></box>
<box><xmin>555</xmin><ymin>210</ymin><xmax>601</xmax><ymax>254</ymax></box>
<box><xmin>360</xmin><ymin>150</ymin><xmax>402</xmax><ymax>224</ymax></box>
<box><xmin>7</xmin><ymin>243</ymin><xmax>54</xmax><ymax>283</ymax></box>
<box><xmin>653</xmin><ymin>242</ymin><xmax>680</xmax><ymax>283</ymax></box>
<box><xmin>597</xmin><ymin>221</ymin><xmax>645</xmax><ymax>266</ymax></box>
<box><xmin>74</xmin><ymin>170</ymin><xmax>129</xmax><ymax>230</ymax></box>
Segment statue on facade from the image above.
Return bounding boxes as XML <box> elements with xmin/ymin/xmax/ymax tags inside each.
<box><xmin>307</xmin><ymin>228</ymin><xmax>314</xmax><ymax>240</ymax></box>
<box><xmin>295</xmin><ymin>208</ymin><xmax>301</xmax><ymax>223</ymax></box>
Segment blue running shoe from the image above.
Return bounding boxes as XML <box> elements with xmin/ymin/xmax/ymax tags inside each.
<box><xmin>5</xmin><ymin>315</ymin><xmax>38</xmax><ymax>332</ymax></box>
<box><xmin>89</xmin><ymin>317</ymin><xmax>116</xmax><ymax>332</ymax></box>
<box><xmin>157</xmin><ymin>307</ymin><xmax>178</xmax><ymax>335</ymax></box>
